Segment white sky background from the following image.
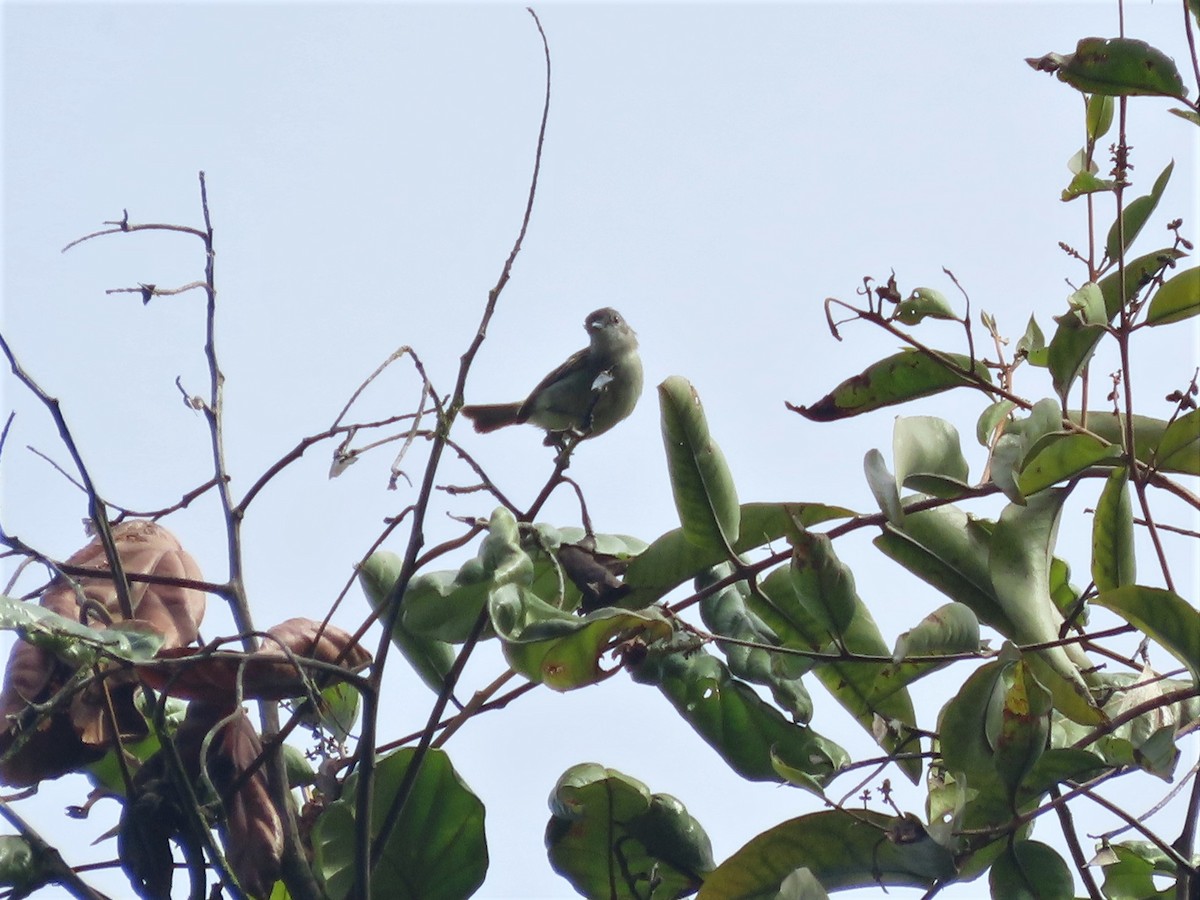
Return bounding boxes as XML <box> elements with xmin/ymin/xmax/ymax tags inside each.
<box><xmin>2</xmin><ymin>3</ymin><xmax>1198</xmax><ymax>899</ymax></box>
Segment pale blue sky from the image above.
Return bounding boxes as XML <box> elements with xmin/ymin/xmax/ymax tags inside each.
<box><xmin>3</xmin><ymin>3</ymin><xmax>1197</xmax><ymax>898</ymax></box>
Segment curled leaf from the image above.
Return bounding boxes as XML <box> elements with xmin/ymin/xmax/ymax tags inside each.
<box><xmin>138</xmin><ymin>619</ymin><xmax>370</xmax><ymax>704</ymax></box>
<box><xmin>546</xmin><ymin>764</ymin><xmax>714</xmax><ymax>898</ymax></box>
<box><xmin>0</xmin><ymin>522</ymin><xmax>205</xmax><ymax>787</ymax></box>
<box><xmin>659</xmin><ymin>376</ymin><xmax>741</xmax><ymax>550</ymax></box>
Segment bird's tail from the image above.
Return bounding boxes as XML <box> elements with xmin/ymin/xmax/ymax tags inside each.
<box><xmin>460</xmin><ymin>402</ymin><xmax>524</xmax><ymax>433</ymax></box>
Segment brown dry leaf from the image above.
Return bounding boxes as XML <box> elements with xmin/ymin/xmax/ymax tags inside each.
<box><xmin>176</xmin><ymin>702</ymin><xmax>283</xmax><ymax>899</ymax></box>
<box><xmin>0</xmin><ymin>521</ymin><xmax>205</xmax><ymax>786</ymax></box>
<box><xmin>262</xmin><ymin>618</ymin><xmax>372</xmax><ymax>672</ymax></box>
<box><xmin>44</xmin><ymin>519</ymin><xmax>207</xmax><ymax>649</ymax></box>
<box><xmin>139</xmin><ymin>619</ymin><xmax>372</xmax><ymax>703</ymax></box>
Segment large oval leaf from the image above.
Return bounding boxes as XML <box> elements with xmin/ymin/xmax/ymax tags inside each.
<box><xmin>792</xmin><ymin>350</ymin><xmax>992</xmax><ymax>421</ymax></box>
<box><xmin>697</xmin><ymin>810</ymin><xmax>955</xmax><ymax>897</ymax></box>
<box><xmin>989</xmin><ymin>839</ymin><xmax>1073</xmax><ymax>900</ymax></box>
<box><xmin>893</xmin><ymin>416</ymin><xmax>971</xmax><ymax>498</ymax></box>
<box><xmin>1017</xmin><ymin>431</ymin><xmax>1118</xmax><ymax>496</ymax></box>
<box><xmin>622</xmin><ymin>502</ymin><xmax>855</xmax><ymax>609</ymax></box>
<box><xmin>545</xmin><ymin>764</ymin><xmax>713</xmax><ymax>899</ymax></box>
<box><xmin>659</xmin><ymin>376</ymin><xmax>740</xmax><ymax>550</ymax></box>
<box><xmin>1071</xmin><ymin>409</ymin><xmax>1200</xmax><ymax>476</ymax></box>
<box><xmin>753</xmin><ymin>533</ymin><xmax>922</xmax><ymax>783</ymax></box>
<box><xmin>892</xmin><ymin>602</ymin><xmax>982</xmax><ymax>663</ymax></box>
<box><xmin>873</xmin><ymin>503</ymin><xmax>1015</xmax><ymax>636</ymax></box>
<box><xmin>312</xmin><ymin>748</ymin><xmax>486</xmax><ymax>900</ymax></box>
<box><xmin>1145</xmin><ymin>265</ymin><xmax>1200</xmax><ymax>326</ymax></box>
<box><xmin>1093</xmin><ymin>586</ymin><xmax>1200</xmax><ymax>680</ymax></box>
<box><xmin>1092</xmin><ymin>467</ymin><xmax>1135</xmax><ymax>592</ymax></box>
<box><xmin>1105</xmin><ymin>160</ymin><xmax>1174</xmax><ymax>260</ymax></box>
<box><xmin>699</xmin><ymin>564</ymin><xmax>814</xmax><ymax>722</ymax></box>
<box><xmin>989</xmin><ymin>492</ymin><xmax>1102</xmax><ymax>724</ymax></box>
<box><xmin>491</xmin><ymin>585</ymin><xmax>670</xmax><ymax>690</ymax></box>
<box><xmin>1057</xmin><ymin>37</ymin><xmax>1188</xmax><ymax>99</ymax></box>
<box><xmin>359</xmin><ymin>551</ymin><xmax>456</xmax><ymax>695</ymax></box>
<box><xmin>402</xmin><ymin>507</ymin><xmax>530</xmax><ymax>642</ymax></box>
<box><xmin>628</xmin><ymin>640</ymin><xmax>847</xmax><ymax>786</ymax></box>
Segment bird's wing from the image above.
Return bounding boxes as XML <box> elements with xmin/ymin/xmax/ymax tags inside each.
<box><xmin>516</xmin><ymin>346</ymin><xmax>591</xmax><ymax>421</ymax></box>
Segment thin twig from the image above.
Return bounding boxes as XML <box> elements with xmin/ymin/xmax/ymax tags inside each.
<box><xmin>353</xmin><ymin>11</ymin><xmax>554</xmax><ymax>894</ymax></box>
<box><xmin>0</xmin><ymin>801</ymin><xmax>113</xmax><ymax>900</ymax></box>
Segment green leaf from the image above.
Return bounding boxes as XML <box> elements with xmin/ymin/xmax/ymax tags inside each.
<box><xmin>1065</xmin><ymin>282</ymin><xmax>1108</xmax><ymax>326</ymax></box>
<box><xmin>992</xmin><ymin>659</ymin><xmax>1053</xmax><ymax>799</ymax></box>
<box><xmin>1092</xmin><ymin>467</ymin><xmax>1136</xmax><ymax>592</ymax></box>
<box><xmin>1168</xmin><ymin>106</ymin><xmax>1200</xmax><ymax>126</ymax></box>
<box><xmin>1016</xmin><ymin>430</ymin><xmax>1118</xmax><ymax>495</ymax></box>
<box><xmin>312</xmin><ymin>748</ymin><xmax>486</xmax><ymax>900</ymax></box>
<box><xmin>1106</xmin><ymin>160</ymin><xmax>1175</xmax><ymax>260</ymax></box>
<box><xmin>892</xmin><ymin>603</ymin><xmax>981</xmax><ymax>662</ymax></box>
<box><xmin>700</xmin><ymin>564</ymin><xmax>814</xmax><ymax>722</ymax></box>
<box><xmin>1093</xmin><ymin>586</ymin><xmax>1200</xmax><ymax>680</ymax></box>
<box><xmin>402</xmin><ymin>507</ymin><xmax>530</xmax><ymax>642</ymax></box>
<box><xmin>792</xmin><ymin>350</ymin><xmax>992</xmax><ymax>421</ymax></box>
<box><xmin>293</xmin><ymin>681</ymin><xmax>362</xmax><ymax>743</ymax></box>
<box><xmin>491</xmin><ymin>585</ymin><xmax>671</xmax><ymax>690</ymax></box>
<box><xmin>977</xmin><ymin>400</ymin><xmax>1017</xmax><ymax>445</ymax></box>
<box><xmin>659</xmin><ymin>376</ymin><xmax>740</xmax><ymax>550</ymax></box>
<box><xmin>754</xmin><ymin>534</ymin><xmax>922</xmax><ymax>782</ymax></box>
<box><xmin>360</xmin><ymin>551</ymin><xmax>456</xmax><ymax>694</ymax></box>
<box><xmin>1099</xmin><ymin>841</ymin><xmax>1179</xmax><ymax>899</ymax></box>
<box><xmin>697</xmin><ymin>811</ymin><xmax>956</xmax><ymax>898</ymax></box>
<box><xmin>989</xmin><ymin>840</ymin><xmax>1073</xmax><ymax>899</ymax></box>
<box><xmin>1134</xmin><ymin>724</ymin><xmax>1180</xmax><ymax>779</ymax></box>
<box><xmin>895</xmin><ymin>288</ymin><xmax>957</xmax><ymax>324</ymax></box>
<box><xmin>628</xmin><ymin>640</ymin><xmax>847</xmax><ymax>786</ymax></box>
<box><xmin>863</xmin><ymin>448</ymin><xmax>903</xmax><ymax>524</ymax></box>
<box><xmin>893</xmin><ymin>416</ymin><xmax>971</xmax><ymax>498</ymax></box>
<box><xmin>1016</xmin><ymin>316</ymin><xmax>1047</xmax><ymax>366</ymax></box>
<box><xmin>1057</xmin><ymin>37</ymin><xmax>1188</xmax><ymax>99</ymax></box>
<box><xmin>989</xmin><ymin>491</ymin><xmax>1102</xmax><ymax>724</ymax></box>
<box><xmin>546</xmin><ymin>764</ymin><xmax>713</xmax><ymax>899</ymax></box>
<box><xmin>937</xmin><ymin>660</ymin><xmax>1008</xmax><ymax>783</ymax></box>
<box><xmin>991</xmin><ymin>399</ymin><xmax>1068</xmax><ymax>502</ymax></box>
<box><xmin>1146</xmin><ymin>265</ymin><xmax>1200</xmax><ymax>326</ymax></box>
<box><xmin>874</xmin><ymin>503</ymin><xmax>1016</xmax><ymax>636</ymax></box>
<box><xmin>0</xmin><ymin>835</ymin><xmax>47</xmax><ymax>894</ymax></box>
<box><xmin>1071</xmin><ymin>409</ymin><xmax>1200</xmax><ymax>475</ymax></box>
<box><xmin>1061</xmin><ymin>169</ymin><xmax>1117</xmax><ymax>201</ymax></box>
<box><xmin>1086</xmin><ymin>93</ymin><xmax>1114</xmax><ymax>140</ymax></box>
<box><xmin>1157</xmin><ymin>409</ymin><xmax>1200</xmax><ymax>473</ymax></box>
<box><xmin>87</xmin><ymin>696</ymin><xmax>188</xmax><ymax>795</ymax></box>
<box><xmin>987</xmin><ymin>439</ymin><xmax>1025</xmax><ymax>503</ymax></box>
<box><xmin>0</xmin><ymin>594</ymin><xmax>165</xmax><ymax>664</ymax></box>
<box><xmin>623</xmin><ymin>502</ymin><xmax>855</xmax><ymax>609</ymax></box>
<box><xmin>1049</xmin><ymin>249</ymin><xmax>1184</xmax><ymax>402</ymax></box>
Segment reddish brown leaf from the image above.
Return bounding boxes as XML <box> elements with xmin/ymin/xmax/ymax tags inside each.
<box><xmin>138</xmin><ymin>620</ymin><xmax>371</xmax><ymax>704</ymax></box>
<box><xmin>0</xmin><ymin>521</ymin><xmax>205</xmax><ymax>786</ymax></box>
<box><xmin>176</xmin><ymin>703</ymin><xmax>282</xmax><ymax>899</ymax></box>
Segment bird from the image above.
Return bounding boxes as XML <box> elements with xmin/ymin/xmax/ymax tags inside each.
<box><xmin>461</xmin><ymin>307</ymin><xmax>643</xmax><ymax>445</ymax></box>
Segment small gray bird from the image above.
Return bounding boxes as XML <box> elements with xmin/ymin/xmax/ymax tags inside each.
<box><xmin>461</xmin><ymin>307</ymin><xmax>643</xmax><ymax>444</ymax></box>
